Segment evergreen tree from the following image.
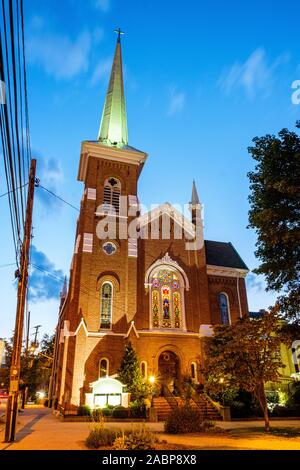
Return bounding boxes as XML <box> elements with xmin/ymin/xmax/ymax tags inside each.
<box><xmin>248</xmin><ymin>121</ymin><xmax>300</xmax><ymax>323</ymax></box>
<box><xmin>117</xmin><ymin>342</ymin><xmax>147</xmax><ymax>402</ymax></box>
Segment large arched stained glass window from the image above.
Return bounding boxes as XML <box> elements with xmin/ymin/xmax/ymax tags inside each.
<box><xmin>151</xmin><ymin>269</ymin><xmax>182</xmax><ymax>329</ymax></box>
<box><xmin>100</xmin><ymin>282</ymin><xmax>113</xmax><ymax>329</ymax></box>
<box><xmin>218</xmin><ymin>293</ymin><xmax>230</xmax><ymax>325</ymax></box>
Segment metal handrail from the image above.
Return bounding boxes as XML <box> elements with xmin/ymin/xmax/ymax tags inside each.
<box><xmin>162</xmin><ymin>384</ymin><xmax>178</xmax><ymax>409</ymax></box>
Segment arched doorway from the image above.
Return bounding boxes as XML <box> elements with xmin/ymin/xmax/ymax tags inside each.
<box><xmin>158</xmin><ymin>351</ymin><xmax>180</xmax><ymax>394</ymax></box>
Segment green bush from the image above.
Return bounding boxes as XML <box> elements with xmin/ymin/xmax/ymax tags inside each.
<box><xmin>77</xmin><ymin>405</ymin><xmax>91</xmax><ymax>417</ymax></box>
<box><xmin>164</xmin><ymin>406</ymin><xmax>204</xmax><ymax>434</ymax></box>
<box><xmin>85</xmin><ymin>424</ymin><xmax>119</xmax><ymax>448</ymax></box>
<box><xmin>102</xmin><ymin>408</ymin><xmax>113</xmax><ymax>417</ymax></box>
<box><xmin>112</xmin><ymin>405</ymin><xmax>130</xmax><ymax>419</ymax></box>
<box><xmin>113</xmin><ymin>425</ymin><xmax>156</xmax><ymax>450</ymax></box>
<box><xmin>130</xmin><ymin>400</ymin><xmax>146</xmax><ymax>418</ymax></box>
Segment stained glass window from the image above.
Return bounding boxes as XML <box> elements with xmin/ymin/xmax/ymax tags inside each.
<box><xmin>173</xmin><ymin>291</ymin><xmax>181</xmax><ymax>328</ymax></box>
<box><xmin>158</xmin><ymin>270</ymin><xmax>173</xmax><ymax>284</ymax></box>
<box><xmin>162</xmin><ymin>286</ymin><xmax>171</xmax><ymax>327</ymax></box>
<box><xmin>152</xmin><ymin>289</ymin><xmax>160</xmax><ymax>327</ymax></box>
<box><xmin>100</xmin><ymin>283</ymin><xmax>112</xmax><ymax>328</ymax></box>
<box><xmin>151</xmin><ymin>269</ymin><xmax>183</xmax><ymax>329</ymax></box>
<box><xmin>219</xmin><ymin>293</ymin><xmax>230</xmax><ymax>325</ymax></box>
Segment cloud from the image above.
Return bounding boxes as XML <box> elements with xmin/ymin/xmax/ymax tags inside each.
<box><xmin>219</xmin><ymin>48</ymin><xmax>288</xmax><ymax>98</ymax></box>
<box><xmin>246</xmin><ymin>273</ymin><xmax>265</xmax><ymax>293</ymax></box>
<box><xmin>93</xmin><ymin>0</ymin><xmax>111</xmax><ymax>12</ymax></box>
<box><xmin>90</xmin><ymin>57</ymin><xmax>112</xmax><ymax>86</ymax></box>
<box><xmin>35</xmin><ymin>157</ymin><xmax>64</xmax><ymax>210</ymax></box>
<box><xmin>167</xmin><ymin>86</ymin><xmax>186</xmax><ymax>116</ymax></box>
<box><xmin>28</xmin><ymin>246</ymin><xmax>65</xmax><ymax>303</ymax></box>
<box><xmin>27</xmin><ymin>31</ymin><xmax>91</xmax><ymax>80</ymax></box>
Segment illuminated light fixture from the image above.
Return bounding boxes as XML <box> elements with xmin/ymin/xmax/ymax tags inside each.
<box><xmin>149</xmin><ymin>375</ymin><xmax>156</xmax><ymax>384</ymax></box>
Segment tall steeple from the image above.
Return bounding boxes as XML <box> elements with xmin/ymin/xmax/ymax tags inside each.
<box><xmin>98</xmin><ymin>28</ymin><xmax>128</xmax><ymax>148</ymax></box>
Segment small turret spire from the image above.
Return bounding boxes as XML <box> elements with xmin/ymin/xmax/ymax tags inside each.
<box><xmin>98</xmin><ymin>28</ymin><xmax>128</xmax><ymax>148</ymax></box>
<box><xmin>60</xmin><ymin>276</ymin><xmax>68</xmax><ymax>299</ymax></box>
<box><xmin>190</xmin><ymin>180</ymin><xmax>200</xmax><ymax>206</ymax></box>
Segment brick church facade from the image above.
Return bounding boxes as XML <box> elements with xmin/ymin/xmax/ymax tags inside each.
<box><xmin>50</xmin><ymin>32</ymin><xmax>249</xmax><ymax>409</ymax></box>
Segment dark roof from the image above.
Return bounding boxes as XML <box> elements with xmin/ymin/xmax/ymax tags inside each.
<box><xmin>205</xmin><ymin>240</ymin><xmax>249</xmax><ymax>270</ymax></box>
<box><xmin>249</xmin><ymin>310</ymin><xmax>266</xmax><ymax>319</ymax></box>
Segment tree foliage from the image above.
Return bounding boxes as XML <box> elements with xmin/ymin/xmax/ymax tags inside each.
<box><xmin>203</xmin><ymin>311</ymin><xmax>285</xmax><ymax>431</ymax></box>
<box><xmin>117</xmin><ymin>342</ymin><xmax>148</xmax><ymax>402</ymax></box>
<box><xmin>248</xmin><ymin>122</ymin><xmax>300</xmax><ymax>322</ymax></box>
<box><xmin>0</xmin><ymin>334</ymin><xmax>54</xmax><ymax>398</ymax></box>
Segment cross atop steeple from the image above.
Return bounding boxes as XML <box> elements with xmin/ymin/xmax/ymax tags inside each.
<box><xmin>114</xmin><ymin>27</ymin><xmax>124</xmax><ymax>43</ymax></box>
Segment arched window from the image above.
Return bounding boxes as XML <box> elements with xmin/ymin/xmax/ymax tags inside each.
<box><xmin>191</xmin><ymin>362</ymin><xmax>197</xmax><ymax>382</ymax></box>
<box><xmin>218</xmin><ymin>293</ymin><xmax>230</xmax><ymax>325</ymax></box>
<box><xmin>100</xmin><ymin>282</ymin><xmax>113</xmax><ymax>329</ymax></box>
<box><xmin>103</xmin><ymin>177</ymin><xmax>121</xmax><ymax>214</ymax></box>
<box><xmin>150</xmin><ymin>269</ymin><xmax>183</xmax><ymax>329</ymax></box>
<box><xmin>140</xmin><ymin>361</ymin><xmax>147</xmax><ymax>380</ymax></box>
<box><xmin>99</xmin><ymin>358</ymin><xmax>109</xmax><ymax>378</ymax></box>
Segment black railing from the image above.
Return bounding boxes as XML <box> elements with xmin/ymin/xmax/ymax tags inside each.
<box><xmin>162</xmin><ymin>384</ymin><xmax>178</xmax><ymax>410</ymax></box>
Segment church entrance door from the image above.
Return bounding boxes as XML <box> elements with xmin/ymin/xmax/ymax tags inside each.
<box><xmin>158</xmin><ymin>351</ymin><xmax>180</xmax><ymax>395</ymax></box>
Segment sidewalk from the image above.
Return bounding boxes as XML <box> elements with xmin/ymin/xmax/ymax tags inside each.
<box><xmin>1</xmin><ymin>406</ymin><xmax>300</xmax><ymax>450</ymax></box>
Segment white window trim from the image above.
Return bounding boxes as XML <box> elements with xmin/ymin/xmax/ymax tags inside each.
<box><xmin>99</xmin><ymin>357</ymin><xmax>109</xmax><ymax>378</ymax></box>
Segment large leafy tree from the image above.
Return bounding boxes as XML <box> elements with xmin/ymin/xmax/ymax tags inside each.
<box><xmin>117</xmin><ymin>342</ymin><xmax>147</xmax><ymax>402</ymax></box>
<box><xmin>203</xmin><ymin>311</ymin><xmax>285</xmax><ymax>431</ymax></box>
<box><xmin>248</xmin><ymin>122</ymin><xmax>300</xmax><ymax>323</ymax></box>
<box><xmin>0</xmin><ymin>334</ymin><xmax>54</xmax><ymax>398</ymax></box>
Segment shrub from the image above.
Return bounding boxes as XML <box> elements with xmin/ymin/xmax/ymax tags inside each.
<box><xmin>130</xmin><ymin>400</ymin><xmax>146</xmax><ymax>418</ymax></box>
<box><xmin>78</xmin><ymin>405</ymin><xmax>91</xmax><ymax>417</ymax></box>
<box><xmin>92</xmin><ymin>408</ymin><xmax>103</xmax><ymax>422</ymax></box>
<box><xmin>113</xmin><ymin>425</ymin><xmax>156</xmax><ymax>450</ymax></box>
<box><xmin>102</xmin><ymin>408</ymin><xmax>113</xmax><ymax>417</ymax></box>
<box><xmin>43</xmin><ymin>399</ymin><xmax>49</xmax><ymax>407</ymax></box>
<box><xmin>164</xmin><ymin>406</ymin><xmax>204</xmax><ymax>434</ymax></box>
<box><xmin>85</xmin><ymin>423</ymin><xmax>119</xmax><ymax>449</ymax></box>
<box><xmin>113</xmin><ymin>435</ymin><xmax>128</xmax><ymax>450</ymax></box>
<box><xmin>112</xmin><ymin>405</ymin><xmax>130</xmax><ymax>419</ymax></box>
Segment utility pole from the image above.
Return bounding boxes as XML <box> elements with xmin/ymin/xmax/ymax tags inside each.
<box><xmin>5</xmin><ymin>159</ymin><xmax>37</xmax><ymax>443</ymax></box>
<box><xmin>32</xmin><ymin>324</ymin><xmax>41</xmax><ymax>347</ymax></box>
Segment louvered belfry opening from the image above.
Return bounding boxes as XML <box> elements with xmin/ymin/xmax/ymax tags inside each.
<box><xmin>103</xmin><ymin>177</ymin><xmax>121</xmax><ymax>214</ymax></box>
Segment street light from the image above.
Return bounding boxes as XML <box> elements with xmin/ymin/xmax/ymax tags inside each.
<box><xmin>219</xmin><ymin>377</ymin><xmax>225</xmax><ymax>406</ymax></box>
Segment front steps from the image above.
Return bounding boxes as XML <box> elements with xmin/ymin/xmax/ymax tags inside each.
<box><xmin>153</xmin><ymin>395</ymin><xmax>222</xmax><ymax>421</ymax></box>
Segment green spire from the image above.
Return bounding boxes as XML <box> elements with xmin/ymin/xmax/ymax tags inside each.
<box><xmin>98</xmin><ymin>29</ymin><xmax>128</xmax><ymax>148</ymax></box>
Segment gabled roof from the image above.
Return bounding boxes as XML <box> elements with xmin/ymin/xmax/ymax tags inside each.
<box><xmin>138</xmin><ymin>202</ymin><xmax>195</xmax><ymax>237</ymax></box>
<box><xmin>205</xmin><ymin>240</ymin><xmax>248</xmax><ymax>270</ymax></box>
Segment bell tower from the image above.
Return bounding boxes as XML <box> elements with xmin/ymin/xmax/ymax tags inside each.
<box><xmin>57</xmin><ymin>30</ymin><xmax>148</xmax><ymax>406</ymax></box>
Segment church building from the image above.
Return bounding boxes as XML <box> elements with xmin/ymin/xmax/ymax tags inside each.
<box><xmin>50</xmin><ymin>31</ymin><xmax>249</xmax><ymax>410</ymax></box>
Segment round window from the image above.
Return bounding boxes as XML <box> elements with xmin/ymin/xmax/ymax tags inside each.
<box><xmin>102</xmin><ymin>242</ymin><xmax>117</xmax><ymax>256</ymax></box>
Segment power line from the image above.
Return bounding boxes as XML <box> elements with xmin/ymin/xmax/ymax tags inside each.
<box><xmin>0</xmin><ymin>181</ymin><xmax>28</xmax><ymax>198</ymax></box>
<box><xmin>37</xmin><ymin>183</ymin><xmax>80</xmax><ymax>212</ymax></box>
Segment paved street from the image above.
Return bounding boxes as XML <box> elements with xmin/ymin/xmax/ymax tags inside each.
<box><xmin>1</xmin><ymin>406</ymin><xmax>300</xmax><ymax>450</ymax></box>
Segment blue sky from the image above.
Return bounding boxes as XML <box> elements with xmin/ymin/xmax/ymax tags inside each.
<box><xmin>1</xmin><ymin>0</ymin><xmax>300</xmax><ymax>340</ymax></box>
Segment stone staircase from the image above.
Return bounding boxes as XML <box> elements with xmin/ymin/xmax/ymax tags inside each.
<box><xmin>153</xmin><ymin>395</ymin><xmax>222</xmax><ymax>421</ymax></box>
